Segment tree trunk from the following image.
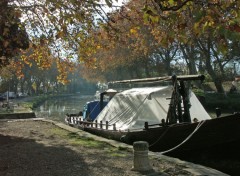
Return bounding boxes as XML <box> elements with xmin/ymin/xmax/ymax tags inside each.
<box><xmin>180</xmin><ymin>44</ymin><xmax>197</xmax><ymax>75</ymax></box>
<box><xmin>198</xmin><ymin>38</ymin><xmax>225</xmax><ymax>93</ymax></box>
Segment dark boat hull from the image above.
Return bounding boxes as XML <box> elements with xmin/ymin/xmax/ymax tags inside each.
<box><xmin>68</xmin><ymin>113</ymin><xmax>240</xmax><ymax>159</ymax></box>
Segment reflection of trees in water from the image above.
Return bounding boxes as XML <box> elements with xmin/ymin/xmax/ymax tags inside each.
<box><xmin>35</xmin><ymin>95</ymin><xmax>93</xmax><ymax>121</ymax></box>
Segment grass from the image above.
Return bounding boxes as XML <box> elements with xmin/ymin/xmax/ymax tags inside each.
<box><xmin>50</xmin><ymin>128</ymin><xmax>108</xmax><ymax>148</ymax></box>
<box><xmin>67</xmin><ymin>133</ymin><xmax>106</xmax><ymax>148</ymax></box>
<box><xmin>49</xmin><ymin>128</ymin><xmax>129</xmax><ymax>157</ymax></box>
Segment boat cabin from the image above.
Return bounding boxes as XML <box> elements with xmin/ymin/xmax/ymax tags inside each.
<box><xmin>82</xmin><ymin>89</ymin><xmax>118</xmax><ymax>121</ymax></box>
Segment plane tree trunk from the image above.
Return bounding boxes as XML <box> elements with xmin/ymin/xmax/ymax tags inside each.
<box><xmin>197</xmin><ymin>38</ymin><xmax>225</xmax><ymax>93</ymax></box>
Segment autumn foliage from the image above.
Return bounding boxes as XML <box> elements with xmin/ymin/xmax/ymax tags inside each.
<box><xmin>0</xmin><ymin>0</ymin><xmax>29</xmax><ymax>65</ymax></box>
<box><xmin>1</xmin><ymin>0</ymin><xmax>240</xmax><ymax>92</ymax></box>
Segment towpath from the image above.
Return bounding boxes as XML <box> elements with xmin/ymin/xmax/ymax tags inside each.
<box><xmin>0</xmin><ymin>118</ymin><xmax>228</xmax><ymax>176</ymax></box>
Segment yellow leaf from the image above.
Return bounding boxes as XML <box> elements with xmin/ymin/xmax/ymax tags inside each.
<box><xmin>169</xmin><ymin>0</ymin><xmax>174</xmax><ymax>6</ymax></box>
<box><xmin>130</xmin><ymin>28</ymin><xmax>137</xmax><ymax>34</ymax></box>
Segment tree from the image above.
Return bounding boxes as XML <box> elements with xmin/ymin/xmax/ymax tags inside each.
<box><xmin>141</xmin><ymin>0</ymin><xmax>240</xmax><ymax>92</ymax></box>
<box><xmin>0</xmin><ymin>0</ymin><xmax>122</xmax><ymax>83</ymax></box>
<box><xmin>2</xmin><ymin>0</ymin><xmax>240</xmax><ymax>92</ymax></box>
<box><xmin>0</xmin><ymin>0</ymin><xmax>29</xmax><ymax>65</ymax></box>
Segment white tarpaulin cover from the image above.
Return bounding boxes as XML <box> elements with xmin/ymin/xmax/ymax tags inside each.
<box><xmin>96</xmin><ymin>86</ymin><xmax>211</xmax><ymax>130</ymax></box>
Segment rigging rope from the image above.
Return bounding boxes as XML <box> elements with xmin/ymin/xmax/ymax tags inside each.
<box><xmin>149</xmin><ymin>120</ymin><xmax>206</xmax><ymax>154</ymax></box>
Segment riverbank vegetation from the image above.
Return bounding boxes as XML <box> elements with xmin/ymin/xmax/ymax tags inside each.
<box><xmin>205</xmin><ymin>93</ymin><xmax>240</xmax><ymax>113</ymax></box>
<box><xmin>193</xmin><ymin>82</ymin><xmax>240</xmax><ymax>115</ymax></box>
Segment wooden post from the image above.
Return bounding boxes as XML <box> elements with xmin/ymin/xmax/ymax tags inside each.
<box><xmin>95</xmin><ymin>120</ymin><xmax>98</xmax><ymax>128</ymax></box>
<box><xmin>100</xmin><ymin>121</ymin><xmax>103</xmax><ymax>129</ymax></box>
<box><xmin>106</xmin><ymin>121</ymin><xmax>108</xmax><ymax>130</ymax></box>
<box><xmin>216</xmin><ymin>108</ymin><xmax>221</xmax><ymax>118</ymax></box>
<box><xmin>144</xmin><ymin>122</ymin><xmax>148</xmax><ymax>130</ymax></box>
<box><xmin>91</xmin><ymin>122</ymin><xmax>93</xmax><ymax>127</ymax></box>
<box><xmin>113</xmin><ymin>124</ymin><xmax>116</xmax><ymax>131</ymax></box>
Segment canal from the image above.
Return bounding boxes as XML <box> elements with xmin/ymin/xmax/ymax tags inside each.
<box><xmin>34</xmin><ymin>94</ymin><xmax>94</xmax><ymax>122</ymax></box>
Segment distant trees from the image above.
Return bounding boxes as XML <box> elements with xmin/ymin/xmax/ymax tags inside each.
<box><xmin>0</xmin><ymin>57</ymin><xmax>95</xmax><ymax>95</ymax></box>
<box><xmin>0</xmin><ymin>38</ymin><xmax>95</xmax><ymax>95</ymax></box>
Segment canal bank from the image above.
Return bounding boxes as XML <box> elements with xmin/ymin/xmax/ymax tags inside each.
<box><xmin>0</xmin><ymin>118</ymin><xmax>228</xmax><ymax>176</ymax></box>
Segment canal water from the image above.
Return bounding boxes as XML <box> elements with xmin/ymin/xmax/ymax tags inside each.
<box><xmin>34</xmin><ymin>94</ymin><xmax>94</xmax><ymax>122</ymax></box>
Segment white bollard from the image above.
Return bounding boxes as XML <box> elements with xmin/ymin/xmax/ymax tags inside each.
<box><xmin>132</xmin><ymin>141</ymin><xmax>153</xmax><ymax>172</ymax></box>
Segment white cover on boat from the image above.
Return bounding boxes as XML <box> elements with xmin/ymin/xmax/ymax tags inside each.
<box><xmin>96</xmin><ymin>86</ymin><xmax>211</xmax><ymax>130</ymax></box>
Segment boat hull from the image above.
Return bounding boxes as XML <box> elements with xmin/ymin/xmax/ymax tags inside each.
<box><xmin>69</xmin><ymin>113</ymin><xmax>240</xmax><ymax>159</ymax></box>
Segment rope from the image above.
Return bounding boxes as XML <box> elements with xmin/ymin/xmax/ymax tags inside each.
<box><xmin>149</xmin><ymin>127</ymin><xmax>171</xmax><ymax>148</ymax></box>
<box><xmin>156</xmin><ymin>120</ymin><xmax>206</xmax><ymax>155</ymax></box>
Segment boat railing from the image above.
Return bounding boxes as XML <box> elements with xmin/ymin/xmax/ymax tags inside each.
<box><xmin>67</xmin><ymin>116</ymin><xmax>169</xmax><ymax>131</ymax></box>
<box><xmin>144</xmin><ymin>122</ymin><xmax>167</xmax><ymax>130</ymax></box>
<box><xmin>67</xmin><ymin>116</ymin><xmax>117</xmax><ymax>131</ymax></box>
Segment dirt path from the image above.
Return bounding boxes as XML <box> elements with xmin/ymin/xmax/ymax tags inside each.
<box><xmin>0</xmin><ymin>120</ymin><xmax>196</xmax><ymax>176</ymax></box>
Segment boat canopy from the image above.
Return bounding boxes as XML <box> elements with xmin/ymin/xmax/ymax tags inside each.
<box><xmin>95</xmin><ymin>86</ymin><xmax>211</xmax><ymax>130</ymax></box>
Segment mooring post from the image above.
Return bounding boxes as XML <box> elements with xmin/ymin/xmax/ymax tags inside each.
<box><xmin>95</xmin><ymin>120</ymin><xmax>98</xmax><ymax>128</ymax></box>
<box><xmin>100</xmin><ymin>121</ymin><xmax>103</xmax><ymax>129</ymax></box>
<box><xmin>144</xmin><ymin>122</ymin><xmax>148</xmax><ymax>130</ymax></box>
<box><xmin>132</xmin><ymin>141</ymin><xmax>153</xmax><ymax>172</ymax></box>
<box><xmin>216</xmin><ymin>107</ymin><xmax>221</xmax><ymax>118</ymax></box>
<box><xmin>113</xmin><ymin>124</ymin><xmax>116</xmax><ymax>131</ymax></box>
<box><xmin>106</xmin><ymin>121</ymin><xmax>108</xmax><ymax>130</ymax></box>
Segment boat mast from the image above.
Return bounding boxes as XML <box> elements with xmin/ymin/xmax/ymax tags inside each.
<box><xmin>108</xmin><ymin>75</ymin><xmax>205</xmax><ymax>85</ymax></box>
<box><xmin>179</xmin><ymin>80</ymin><xmax>191</xmax><ymax>123</ymax></box>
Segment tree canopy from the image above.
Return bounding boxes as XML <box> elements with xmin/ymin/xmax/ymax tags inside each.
<box><xmin>1</xmin><ymin>0</ymin><xmax>240</xmax><ymax>93</ymax></box>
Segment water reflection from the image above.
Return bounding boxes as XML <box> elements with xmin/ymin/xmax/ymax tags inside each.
<box><xmin>34</xmin><ymin>95</ymin><xmax>93</xmax><ymax>122</ymax></box>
